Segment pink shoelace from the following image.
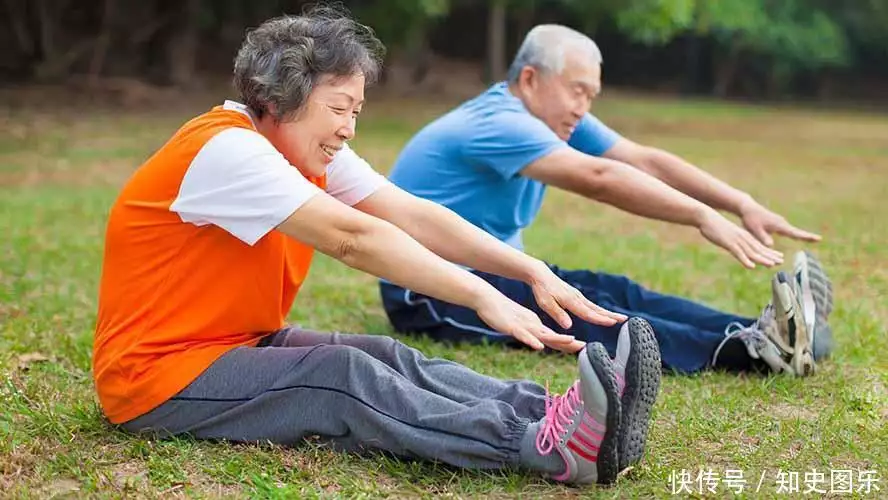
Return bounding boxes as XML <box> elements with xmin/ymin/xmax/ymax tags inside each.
<box><xmin>535</xmin><ymin>381</ymin><xmax>583</xmax><ymax>455</ymax></box>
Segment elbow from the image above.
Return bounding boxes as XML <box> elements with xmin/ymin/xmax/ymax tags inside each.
<box><xmin>331</xmin><ymin>233</ymin><xmax>360</xmax><ymax>265</ymax></box>
<box><xmin>581</xmin><ymin>161</ymin><xmax>614</xmax><ymax>199</ymax></box>
<box><xmin>327</xmin><ymin>219</ymin><xmax>387</xmax><ymax>269</ymax></box>
<box><xmin>636</xmin><ymin>147</ymin><xmax>665</xmax><ymax>177</ymax></box>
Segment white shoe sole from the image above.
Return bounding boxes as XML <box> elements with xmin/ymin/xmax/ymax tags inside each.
<box><xmin>773</xmin><ymin>272</ymin><xmax>815</xmax><ymax>376</ymax></box>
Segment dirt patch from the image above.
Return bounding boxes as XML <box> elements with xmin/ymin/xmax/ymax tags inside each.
<box><xmin>0</xmin><ymin>445</ymin><xmax>39</xmax><ymax>484</ymax></box>
<box><xmin>0</xmin><ymin>160</ymin><xmax>135</xmax><ymax>188</ymax></box>
<box><xmin>106</xmin><ymin>461</ymin><xmax>148</xmax><ymax>490</ymax></box>
<box><xmin>770</xmin><ymin>403</ymin><xmax>819</xmax><ymax>421</ymax></box>
<box><xmin>36</xmin><ymin>478</ymin><xmax>82</xmax><ymax>498</ymax></box>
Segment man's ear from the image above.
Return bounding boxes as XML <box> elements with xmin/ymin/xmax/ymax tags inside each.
<box><xmin>519</xmin><ymin>66</ymin><xmax>538</xmax><ymax>91</ymax></box>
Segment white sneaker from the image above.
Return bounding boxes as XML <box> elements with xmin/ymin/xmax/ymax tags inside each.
<box><xmin>713</xmin><ymin>273</ymin><xmax>815</xmax><ymax>376</ymax></box>
<box><xmin>793</xmin><ymin>251</ymin><xmax>833</xmax><ymax>360</ymax></box>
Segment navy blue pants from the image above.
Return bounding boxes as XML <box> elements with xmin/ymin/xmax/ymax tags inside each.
<box><xmin>380</xmin><ymin>264</ymin><xmax>757</xmax><ymax>374</ymax></box>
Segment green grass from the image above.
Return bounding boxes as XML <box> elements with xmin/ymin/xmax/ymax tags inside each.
<box><xmin>2</xmin><ymin>88</ymin><xmax>887</xmax><ymax>499</ymax></box>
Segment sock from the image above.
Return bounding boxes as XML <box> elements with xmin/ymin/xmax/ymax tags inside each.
<box><xmin>713</xmin><ymin>337</ymin><xmax>771</xmax><ymax>373</ymax></box>
<box><xmin>518</xmin><ymin>420</ymin><xmax>567</xmax><ymax>475</ymax></box>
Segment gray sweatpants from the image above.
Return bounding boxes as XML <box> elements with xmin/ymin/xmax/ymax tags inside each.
<box><xmin>122</xmin><ymin>328</ymin><xmax>550</xmax><ymax>470</ymax></box>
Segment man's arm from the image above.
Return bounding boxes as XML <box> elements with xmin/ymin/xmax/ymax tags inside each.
<box><xmin>522</xmin><ymin>147</ymin><xmax>784</xmax><ymax>268</ymax></box>
<box><xmin>277</xmin><ymin>191</ymin><xmax>583</xmax><ymax>352</ymax></box>
<box><xmin>353</xmin><ymin>184</ymin><xmax>625</xmax><ymax>328</ymax></box>
<box><xmin>603</xmin><ymin>139</ymin><xmax>821</xmax><ymax>245</ymax></box>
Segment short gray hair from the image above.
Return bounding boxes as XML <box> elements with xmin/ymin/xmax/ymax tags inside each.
<box><xmin>507</xmin><ymin>25</ymin><xmax>602</xmax><ymax>84</ymax></box>
<box><xmin>233</xmin><ymin>5</ymin><xmax>385</xmax><ymax>121</ymax></box>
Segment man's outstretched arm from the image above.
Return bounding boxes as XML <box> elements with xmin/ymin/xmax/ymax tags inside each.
<box><xmin>353</xmin><ymin>184</ymin><xmax>626</xmax><ymax>330</ymax></box>
<box><xmin>521</xmin><ymin>147</ymin><xmax>784</xmax><ymax>269</ymax></box>
<box><xmin>603</xmin><ymin>139</ymin><xmax>821</xmax><ymax>246</ymax></box>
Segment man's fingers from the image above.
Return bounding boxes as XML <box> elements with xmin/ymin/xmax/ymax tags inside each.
<box><xmin>749</xmin><ymin>224</ymin><xmax>775</xmax><ymax>247</ymax></box>
<box><xmin>753</xmin><ymin>238</ymin><xmax>783</xmax><ymax>265</ymax></box>
<box><xmin>740</xmin><ymin>233</ymin><xmax>783</xmax><ymax>267</ymax></box>
<box><xmin>744</xmin><ymin>243</ymin><xmax>779</xmax><ymax>267</ymax></box>
<box><xmin>778</xmin><ymin>223</ymin><xmax>822</xmax><ymax>242</ymax></box>
<box><xmin>729</xmin><ymin>242</ymin><xmax>756</xmax><ymax>269</ymax></box>
<box><xmin>763</xmin><ymin>244</ymin><xmax>784</xmax><ymax>262</ymax></box>
<box><xmin>745</xmin><ymin>242</ymin><xmax>779</xmax><ymax>267</ymax></box>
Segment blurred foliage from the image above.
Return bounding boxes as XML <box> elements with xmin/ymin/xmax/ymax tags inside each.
<box><xmin>352</xmin><ymin>0</ymin><xmax>450</xmax><ymax>51</ymax></box>
<box><xmin>612</xmin><ymin>0</ymin><xmax>848</xmax><ymax>67</ymax></box>
<box><xmin>1</xmin><ymin>0</ymin><xmax>886</xmax><ymax>100</ymax></box>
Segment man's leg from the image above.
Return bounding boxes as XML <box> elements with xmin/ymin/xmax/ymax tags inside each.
<box><xmin>381</xmin><ymin>267</ymin><xmax>758</xmax><ymax>374</ymax></box>
<box><xmin>122</xmin><ymin>342</ymin><xmax>550</xmax><ymax>471</ymax></box>
<box><xmin>550</xmin><ymin>266</ymin><xmax>755</xmax><ymax>334</ymax></box>
<box><xmin>551</xmin><ymin>265</ymin><xmax>772</xmax><ymax>373</ymax></box>
<box><xmin>259</xmin><ymin>327</ymin><xmax>546</xmax><ymax>420</ymax></box>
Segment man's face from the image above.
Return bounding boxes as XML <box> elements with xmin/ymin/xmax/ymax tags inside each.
<box><xmin>522</xmin><ymin>50</ymin><xmax>601</xmax><ymax>140</ymax></box>
<box><xmin>268</xmin><ymin>73</ymin><xmax>365</xmax><ymax>177</ymax></box>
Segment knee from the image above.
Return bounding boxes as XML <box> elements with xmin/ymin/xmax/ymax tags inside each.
<box><xmin>368</xmin><ymin>335</ymin><xmax>425</xmax><ymax>362</ymax></box>
<box><xmin>312</xmin><ymin>344</ymin><xmax>373</xmax><ymax>370</ymax></box>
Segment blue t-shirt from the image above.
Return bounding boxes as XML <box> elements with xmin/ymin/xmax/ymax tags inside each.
<box><xmin>389</xmin><ymin>82</ymin><xmax>620</xmax><ymax>249</ymax></box>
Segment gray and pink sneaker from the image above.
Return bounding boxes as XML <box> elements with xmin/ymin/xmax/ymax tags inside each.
<box><xmin>534</xmin><ymin>342</ymin><xmax>622</xmax><ymax>485</ymax></box>
<box><xmin>612</xmin><ymin>317</ymin><xmax>662</xmax><ymax>471</ymax></box>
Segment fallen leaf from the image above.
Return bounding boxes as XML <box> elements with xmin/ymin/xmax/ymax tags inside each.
<box><xmin>17</xmin><ymin>352</ymin><xmax>50</xmax><ymax>370</ymax></box>
<box><xmin>45</xmin><ymin>478</ymin><xmax>80</xmax><ymax>498</ymax></box>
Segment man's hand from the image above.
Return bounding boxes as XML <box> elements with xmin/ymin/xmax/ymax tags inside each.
<box><xmin>739</xmin><ymin>199</ymin><xmax>822</xmax><ymax>247</ymax></box>
<box><xmin>527</xmin><ymin>263</ymin><xmax>627</xmax><ymax>330</ymax></box>
<box><xmin>474</xmin><ymin>291</ymin><xmax>587</xmax><ymax>353</ymax></box>
<box><xmin>698</xmin><ymin>208</ymin><xmax>785</xmax><ymax>269</ymax></box>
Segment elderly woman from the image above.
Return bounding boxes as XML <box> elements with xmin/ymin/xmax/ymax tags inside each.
<box><xmin>92</xmin><ymin>7</ymin><xmax>661</xmax><ymax>486</ymax></box>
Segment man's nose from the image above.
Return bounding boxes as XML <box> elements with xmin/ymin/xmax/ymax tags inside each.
<box><xmin>574</xmin><ymin>96</ymin><xmax>591</xmax><ymax>117</ymax></box>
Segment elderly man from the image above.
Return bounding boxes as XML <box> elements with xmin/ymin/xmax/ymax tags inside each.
<box><xmin>381</xmin><ymin>24</ymin><xmax>834</xmax><ymax>377</ymax></box>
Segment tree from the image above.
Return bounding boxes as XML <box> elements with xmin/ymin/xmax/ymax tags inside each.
<box><xmin>353</xmin><ymin>0</ymin><xmax>449</xmax><ymax>84</ymax></box>
<box><xmin>602</xmin><ymin>0</ymin><xmax>850</xmax><ymax>97</ymax></box>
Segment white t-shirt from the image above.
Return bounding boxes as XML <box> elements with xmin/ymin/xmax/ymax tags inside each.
<box><xmin>170</xmin><ymin>101</ymin><xmax>389</xmax><ymax>245</ymax></box>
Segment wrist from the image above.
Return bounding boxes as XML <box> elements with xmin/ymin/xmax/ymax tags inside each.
<box><xmin>692</xmin><ymin>203</ymin><xmax>717</xmax><ymax>228</ymax></box>
<box><xmin>733</xmin><ymin>192</ymin><xmax>757</xmax><ymax>216</ymax></box>
<box><xmin>521</xmin><ymin>258</ymin><xmax>551</xmax><ymax>287</ymax></box>
<box><xmin>464</xmin><ymin>275</ymin><xmax>496</xmax><ymax>311</ymax></box>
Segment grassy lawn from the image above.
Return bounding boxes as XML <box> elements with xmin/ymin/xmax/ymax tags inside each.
<box><xmin>1</xmin><ymin>87</ymin><xmax>886</xmax><ymax>498</ymax></box>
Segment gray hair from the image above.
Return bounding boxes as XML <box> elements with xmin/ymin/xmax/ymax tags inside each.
<box><xmin>233</xmin><ymin>5</ymin><xmax>385</xmax><ymax>121</ymax></box>
<box><xmin>507</xmin><ymin>25</ymin><xmax>602</xmax><ymax>84</ymax></box>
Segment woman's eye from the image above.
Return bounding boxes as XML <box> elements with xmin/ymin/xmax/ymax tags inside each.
<box><xmin>330</xmin><ymin>107</ymin><xmax>347</xmax><ymax>114</ymax></box>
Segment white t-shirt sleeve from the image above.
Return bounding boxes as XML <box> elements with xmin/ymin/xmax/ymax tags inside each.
<box><xmin>170</xmin><ymin>127</ymin><xmax>323</xmax><ymax>246</ymax></box>
<box><xmin>325</xmin><ymin>144</ymin><xmax>389</xmax><ymax>206</ymax></box>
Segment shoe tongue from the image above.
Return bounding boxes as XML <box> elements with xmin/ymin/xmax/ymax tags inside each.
<box><xmin>564</xmin><ymin>383</ymin><xmax>582</xmax><ymax>412</ymax></box>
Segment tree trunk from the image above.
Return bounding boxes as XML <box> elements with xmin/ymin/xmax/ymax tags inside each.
<box><xmin>817</xmin><ymin>70</ymin><xmax>835</xmax><ymax>101</ymax></box>
<box><xmin>514</xmin><ymin>3</ymin><xmax>535</xmax><ymax>53</ymax></box>
<box><xmin>407</xmin><ymin>19</ymin><xmax>432</xmax><ymax>85</ymax></box>
<box><xmin>88</xmin><ymin>0</ymin><xmax>115</xmax><ymax>85</ymax></box>
<box><xmin>486</xmin><ymin>0</ymin><xmax>507</xmax><ymax>83</ymax></box>
<box><xmin>35</xmin><ymin>0</ymin><xmax>54</xmax><ymax>61</ymax></box>
<box><xmin>683</xmin><ymin>34</ymin><xmax>701</xmax><ymax>95</ymax></box>
<box><xmin>4</xmin><ymin>0</ymin><xmax>34</xmax><ymax>55</ymax></box>
<box><xmin>713</xmin><ymin>40</ymin><xmax>741</xmax><ymax>98</ymax></box>
<box><xmin>167</xmin><ymin>0</ymin><xmax>200</xmax><ymax>88</ymax></box>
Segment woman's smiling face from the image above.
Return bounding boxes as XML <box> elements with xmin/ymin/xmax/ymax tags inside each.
<box><xmin>264</xmin><ymin>73</ymin><xmax>365</xmax><ymax>177</ymax></box>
